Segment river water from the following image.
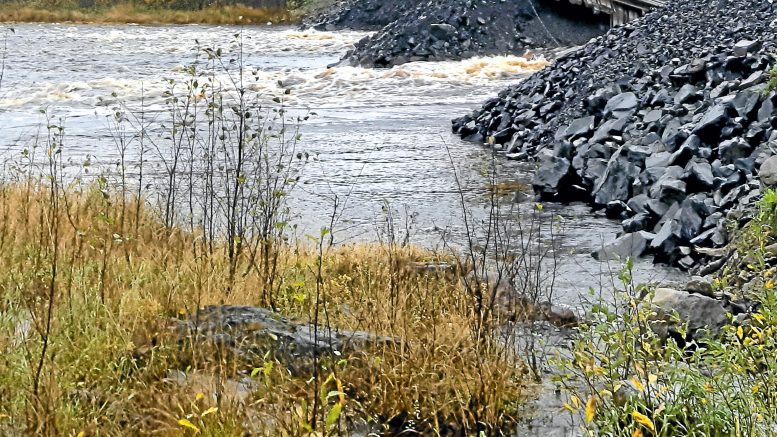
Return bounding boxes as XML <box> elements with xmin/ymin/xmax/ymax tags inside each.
<box><xmin>0</xmin><ymin>23</ymin><xmax>685</xmax><ymax>307</ymax></box>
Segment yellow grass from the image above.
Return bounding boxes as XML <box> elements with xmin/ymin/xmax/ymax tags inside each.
<box><xmin>0</xmin><ymin>3</ymin><xmax>296</xmax><ymax>25</ymax></box>
<box><xmin>0</xmin><ymin>181</ymin><xmax>530</xmax><ymax>435</ymax></box>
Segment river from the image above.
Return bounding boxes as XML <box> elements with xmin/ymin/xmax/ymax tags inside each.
<box><xmin>0</xmin><ymin>23</ymin><xmax>685</xmax><ymax>308</ymax></box>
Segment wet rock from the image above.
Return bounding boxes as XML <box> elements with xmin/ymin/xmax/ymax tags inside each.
<box><xmin>533</xmin><ymin>156</ymin><xmax>573</xmax><ymax>198</ymax></box>
<box><xmin>593</xmin><ymin>154</ymin><xmax>639</xmax><ymax>205</ymax></box>
<box><xmin>429</xmin><ymin>23</ymin><xmax>456</xmax><ymax>40</ymax></box>
<box><xmin>451</xmin><ymin>0</ymin><xmax>777</xmax><ymax>272</ymax></box>
<box><xmin>622</xmin><ymin>212</ymin><xmax>652</xmax><ymax>232</ymax></box>
<box><xmin>330</xmin><ymin>0</ymin><xmax>608</xmax><ymax>67</ymax></box>
<box><xmin>592</xmin><ymin>231</ymin><xmax>654</xmax><ymax>261</ymax></box>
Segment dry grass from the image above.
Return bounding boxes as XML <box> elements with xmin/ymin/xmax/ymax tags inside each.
<box><xmin>0</xmin><ymin>3</ymin><xmax>295</xmax><ymax>24</ymax></box>
<box><xmin>0</xmin><ymin>181</ymin><xmax>530</xmax><ymax>435</ymax></box>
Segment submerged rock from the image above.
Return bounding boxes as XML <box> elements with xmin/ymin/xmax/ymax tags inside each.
<box><xmin>592</xmin><ymin>231</ymin><xmax>654</xmax><ymax>261</ymax></box>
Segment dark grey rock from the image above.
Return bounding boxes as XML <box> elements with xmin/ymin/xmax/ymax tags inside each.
<box><xmin>533</xmin><ymin>156</ymin><xmax>572</xmax><ymax>197</ymax></box>
<box><xmin>693</xmin><ymin>104</ymin><xmax>730</xmax><ymax>139</ymax></box>
<box><xmin>719</xmin><ymin>138</ymin><xmax>753</xmax><ymax>164</ymax></box>
<box><xmin>622</xmin><ymin>212</ymin><xmax>652</xmax><ymax>232</ymax></box>
<box><xmin>605</xmin><ymin>92</ymin><xmax>639</xmax><ymax>118</ymax></box>
<box><xmin>674</xmin><ymin>84</ymin><xmax>699</xmax><ymax>104</ymax></box>
<box><xmin>685</xmin><ymin>160</ymin><xmax>714</xmax><ymax>189</ymax></box>
<box><xmin>429</xmin><ymin>23</ymin><xmax>456</xmax><ymax>40</ymax></box>
<box><xmin>179</xmin><ymin>306</ymin><xmax>395</xmax><ymax>371</ymax></box>
<box><xmin>563</xmin><ymin>116</ymin><xmax>596</xmax><ymax>140</ymax></box>
<box><xmin>733</xmin><ymin>39</ymin><xmax>762</xmax><ymax>57</ymax></box>
<box><xmin>592</xmin><ymin>231</ymin><xmax>654</xmax><ymax>261</ymax></box>
<box><xmin>651</xmin><ymin>287</ymin><xmax>729</xmax><ymax>338</ymax></box>
<box><xmin>678</xmin><ymin>198</ymin><xmax>703</xmax><ymax>241</ymax></box>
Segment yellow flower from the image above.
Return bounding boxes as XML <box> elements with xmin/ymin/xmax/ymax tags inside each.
<box><xmin>631</xmin><ymin>410</ymin><xmax>655</xmax><ymax>432</ymax></box>
<box><xmin>765</xmin><ymin>280</ymin><xmax>774</xmax><ymax>290</ymax></box>
<box><xmin>632</xmin><ymin>429</ymin><xmax>644</xmax><ymax>437</ymax></box>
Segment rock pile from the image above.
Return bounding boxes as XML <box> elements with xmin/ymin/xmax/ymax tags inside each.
<box><xmin>453</xmin><ymin>0</ymin><xmax>777</xmax><ymax>271</ymax></box>
<box><xmin>302</xmin><ymin>0</ymin><xmax>414</xmax><ymax>31</ymax></box>
<box><xmin>307</xmin><ymin>0</ymin><xmax>608</xmax><ymax>67</ymax></box>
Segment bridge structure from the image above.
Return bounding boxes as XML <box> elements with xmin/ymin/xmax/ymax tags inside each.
<box><xmin>568</xmin><ymin>0</ymin><xmax>669</xmax><ymax>26</ymax></box>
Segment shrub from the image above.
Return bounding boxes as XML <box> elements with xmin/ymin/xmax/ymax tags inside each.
<box><xmin>555</xmin><ymin>198</ymin><xmax>777</xmax><ymax>435</ymax></box>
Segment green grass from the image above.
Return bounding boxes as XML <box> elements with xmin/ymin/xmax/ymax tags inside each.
<box><xmin>555</xmin><ymin>189</ymin><xmax>777</xmax><ymax>436</ymax></box>
<box><xmin>768</xmin><ymin>65</ymin><xmax>777</xmax><ymax>92</ymax></box>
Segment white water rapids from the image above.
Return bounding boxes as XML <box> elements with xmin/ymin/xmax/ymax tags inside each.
<box><xmin>0</xmin><ymin>23</ymin><xmax>685</xmax><ymax>305</ymax></box>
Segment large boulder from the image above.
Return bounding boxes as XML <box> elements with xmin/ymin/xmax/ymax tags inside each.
<box><xmin>650</xmin><ymin>287</ymin><xmax>729</xmax><ymax>339</ymax></box>
<box><xmin>178</xmin><ymin>306</ymin><xmax>395</xmax><ymax>372</ymax></box>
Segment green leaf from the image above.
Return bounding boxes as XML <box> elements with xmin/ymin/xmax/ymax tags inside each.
<box><xmin>325</xmin><ymin>403</ymin><xmax>342</xmax><ymax>428</ymax></box>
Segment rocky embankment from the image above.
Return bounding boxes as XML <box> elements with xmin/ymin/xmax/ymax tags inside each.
<box><xmin>302</xmin><ymin>0</ymin><xmax>413</xmax><ymax>31</ymax></box>
<box><xmin>307</xmin><ymin>0</ymin><xmax>608</xmax><ymax>67</ymax></box>
<box><xmin>453</xmin><ymin>0</ymin><xmax>777</xmax><ymax>275</ymax></box>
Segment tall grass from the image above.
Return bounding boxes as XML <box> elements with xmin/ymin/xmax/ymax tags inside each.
<box><xmin>0</xmin><ymin>33</ymin><xmax>544</xmax><ymax>435</ymax></box>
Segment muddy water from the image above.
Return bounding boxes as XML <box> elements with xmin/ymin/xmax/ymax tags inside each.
<box><xmin>0</xmin><ymin>23</ymin><xmax>685</xmax><ymax>308</ymax></box>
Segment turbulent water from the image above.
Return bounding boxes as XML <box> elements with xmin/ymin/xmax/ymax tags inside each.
<box><xmin>0</xmin><ymin>23</ymin><xmax>685</xmax><ymax>306</ymax></box>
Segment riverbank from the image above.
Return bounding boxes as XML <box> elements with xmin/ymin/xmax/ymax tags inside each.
<box><xmin>454</xmin><ymin>0</ymin><xmax>777</xmax><ymax>273</ymax></box>
<box><xmin>0</xmin><ymin>3</ymin><xmax>295</xmax><ymax>24</ymax></box>
<box><xmin>0</xmin><ymin>179</ymin><xmax>536</xmax><ymax>435</ymax></box>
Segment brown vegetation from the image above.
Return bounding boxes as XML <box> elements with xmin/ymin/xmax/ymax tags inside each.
<box><xmin>0</xmin><ymin>181</ymin><xmax>530</xmax><ymax>435</ymax></box>
<box><xmin>0</xmin><ymin>3</ymin><xmax>295</xmax><ymax>24</ymax></box>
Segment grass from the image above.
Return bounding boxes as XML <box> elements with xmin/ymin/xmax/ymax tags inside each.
<box><xmin>554</xmin><ymin>190</ymin><xmax>777</xmax><ymax>436</ymax></box>
<box><xmin>0</xmin><ymin>181</ymin><xmax>531</xmax><ymax>435</ymax></box>
<box><xmin>768</xmin><ymin>65</ymin><xmax>777</xmax><ymax>92</ymax></box>
<box><xmin>0</xmin><ymin>2</ymin><xmax>296</xmax><ymax>24</ymax></box>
